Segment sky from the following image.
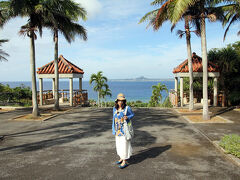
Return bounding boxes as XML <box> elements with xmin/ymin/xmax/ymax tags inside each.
<box><xmin>0</xmin><ymin>0</ymin><xmax>239</xmax><ymax>81</ymax></box>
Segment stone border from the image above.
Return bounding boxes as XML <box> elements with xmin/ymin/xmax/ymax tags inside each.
<box><xmin>11</xmin><ymin>114</ymin><xmax>58</xmax><ymax>122</ymax></box>
<box><xmin>182</xmin><ymin>115</ymin><xmax>234</xmax><ymax>124</ymax></box>
<box><xmin>213</xmin><ymin>141</ymin><xmax>240</xmax><ymax>167</ymax></box>
<box><xmin>174</xmin><ymin>108</ymin><xmax>213</xmax><ymax>114</ymax></box>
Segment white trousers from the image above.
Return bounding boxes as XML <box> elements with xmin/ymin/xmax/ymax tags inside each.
<box><xmin>115</xmin><ymin>135</ymin><xmax>132</xmax><ymax>160</ymax></box>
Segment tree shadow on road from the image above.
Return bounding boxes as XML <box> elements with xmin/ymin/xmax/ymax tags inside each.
<box><xmin>0</xmin><ymin>108</ymin><xmax>182</xmax><ymax>153</ymax></box>
<box><xmin>128</xmin><ymin>145</ymin><xmax>171</xmax><ymax>165</ymax></box>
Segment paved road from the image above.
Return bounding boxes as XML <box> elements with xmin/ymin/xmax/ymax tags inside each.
<box><xmin>0</xmin><ymin>107</ymin><xmax>239</xmax><ymax>180</ymax></box>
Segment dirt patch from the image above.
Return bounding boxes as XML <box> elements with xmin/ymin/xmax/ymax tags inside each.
<box><xmin>0</xmin><ymin>108</ymin><xmax>15</xmax><ymax>112</ymax></box>
<box><xmin>176</xmin><ymin>109</ymin><xmax>203</xmax><ymax>113</ymax></box>
<box><xmin>41</xmin><ymin>107</ymin><xmax>72</xmax><ymax>114</ymax></box>
<box><xmin>170</xmin><ymin>143</ymin><xmax>201</xmax><ymax>156</ymax></box>
<box><xmin>184</xmin><ymin>115</ymin><xmax>233</xmax><ymax>123</ymax></box>
<box><xmin>234</xmin><ymin>108</ymin><xmax>240</xmax><ymax>112</ymax></box>
<box><xmin>12</xmin><ymin>113</ymin><xmax>57</xmax><ymax>121</ymax></box>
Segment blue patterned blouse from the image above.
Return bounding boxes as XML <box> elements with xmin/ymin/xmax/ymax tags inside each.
<box><xmin>112</xmin><ymin>106</ymin><xmax>134</xmax><ymax>136</ymax></box>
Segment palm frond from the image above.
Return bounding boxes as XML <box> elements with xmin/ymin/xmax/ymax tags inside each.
<box><xmin>223</xmin><ymin>14</ymin><xmax>238</xmax><ymax>40</ymax></box>
<box><xmin>151</xmin><ymin>0</ymin><xmax>166</xmax><ymax>6</ymax></box>
<box><xmin>176</xmin><ymin>29</ymin><xmax>185</xmax><ymax>38</ymax></box>
<box><xmin>172</xmin><ymin>0</ymin><xmax>198</xmax><ymax>24</ymax></box>
<box><xmin>139</xmin><ymin>9</ymin><xmax>159</xmax><ymax>24</ymax></box>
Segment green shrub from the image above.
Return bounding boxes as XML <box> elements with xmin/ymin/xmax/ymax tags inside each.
<box><xmin>161</xmin><ymin>97</ymin><xmax>173</xmax><ymax>108</ymax></box>
<box><xmin>219</xmin><ymin>134</ymin><xmax>240</xmax><ymax>158</ymax></box>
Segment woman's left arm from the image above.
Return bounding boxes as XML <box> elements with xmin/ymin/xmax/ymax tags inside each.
<box><xmin>126</xmin><ymin>106</ymin><xmax>134</xmax><ymax>122</ymax></box>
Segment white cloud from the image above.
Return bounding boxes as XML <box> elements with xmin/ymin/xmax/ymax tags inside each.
<box><xmin>0</xmin><ymin>1</ymin><xmax>239</xmax><ymax>82</ymax></box>
<box><xmin>74</xmin><ymin>0</ymin><xmax>102</xmax><ymax>18</ymax></box>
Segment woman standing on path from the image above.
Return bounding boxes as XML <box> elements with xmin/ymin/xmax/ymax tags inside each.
<box><xmin>112</xmin><ymin>93</ymin><xmax>134</xmax><ymax>169</ymax></box>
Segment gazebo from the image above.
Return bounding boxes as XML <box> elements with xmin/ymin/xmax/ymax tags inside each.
<box><xmin>37</xmin><ymin>55</ymin><xmax>87</xmax><ymax>106</ymax></box>
<box><xmin>172</xmin><ymin>52</ymin><xmax>220</xmax><ymax>107</ymax></box>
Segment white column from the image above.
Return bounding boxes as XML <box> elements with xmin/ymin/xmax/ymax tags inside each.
<box><xmin>52</xmin><ymin>78</ymin><xmax>55</xmax><ymax>98</ymax></box>
<box><xmin>180</xmin><ymin>77</ymin><xmax>184</xmax><ymax>107</ymax></box>
<box><xmin>79</xmin><ymin>78</ymin><xmax>82</xmax><ymax>91</ymax></box>
<box><xmin>69</xmin><ymin>78</ymin><xmax>73</xmax><ymax>106</ymax></box>
<box><xmin>174</xmin><ymin>77</ymin><xmax>178</xmax><ymax>106</ymax></box>
<box><xmin>214</xmin><ymin>77</ymin><xmax>218</xmax><ymax>106</ymax></box>
<box><xmin>39</xmin><ymin>78</ymin><xmax>43</xmax><ymax>106</ymax></box>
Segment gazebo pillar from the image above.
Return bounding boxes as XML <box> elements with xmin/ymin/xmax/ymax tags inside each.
<box><xmin>52</xmin><ymin>78</ymin><xmax>55</xmax><ymax>97</ymax></box>
<box><xmin>174</xmin><ymin>77</ymin><xmax>178</xmax><ymax>106</ymax></box>
<box><xmin>180</xmin><ymin>77</ymin><xmax>184</xmax><ymax>107</ymax></box>
<box><xmin>79</xmin><ymin>78</ymin><xmax>82</xmax><ymax>91</ymax></box>
<box><xmin>213</xmin><ymin>77</ymin><xmax>218</xmax><ymax>106</ymax></box>
<box><xmin>39</xmin><ymin>78</ymin><xmax>43</xmax><ymax>106</ymax></box>
<box><xmin>69</xmin><ymin>78</ymin><xmax>73</xmax><ymax>106</ymax></box>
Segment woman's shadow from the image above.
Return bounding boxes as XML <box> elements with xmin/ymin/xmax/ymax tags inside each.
<box><xmin>128</xmin><ymin>145</ymin><xmax>171</xmax><ymax>165</ymax></box>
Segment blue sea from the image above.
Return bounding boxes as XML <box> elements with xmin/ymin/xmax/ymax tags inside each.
<box><xmin>1</xmin><ymin>80</ymin><xmax>174</xmax><ymax>102</ymax></box>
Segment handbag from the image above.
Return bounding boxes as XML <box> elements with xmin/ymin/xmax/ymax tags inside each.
<box><xmin>123</xmin><ymin>106</ymin><xmax>134</xmax><ymax>140</ymax></box>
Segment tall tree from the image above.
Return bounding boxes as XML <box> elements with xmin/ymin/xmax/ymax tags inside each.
<box><xmin>42</xmin><ymin>0</ymin><xmax>87</xmax><ymax>110</ymax></box>
<box><xmin>10</xmin><ymin>0</ymin><xmax>47</xmax><ymax>117</ymax></box>
<box><xmin>89</xmin><ymin>71</ymin><xmax>108</xmax><ymax>107</ymax></box>
<box><xmin>175</xmin><ymin>15</ymin><xmax>201</xmax><ymax>110</ymax></box>
<box><xmin>139</xmin><ymin>0</ymin><xmax>200</xmax><ymax>111</ymax></box>
<box><xmin>172</xmin><ymin>0</ymin><xmax>224</xmax><ymax>120</ymax></box>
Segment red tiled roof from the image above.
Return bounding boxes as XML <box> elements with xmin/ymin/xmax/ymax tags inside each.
<box><xmin>37</xmin><ymin>55</ymin><xmax>84</xmax><ymax>74</ymax></box>
<box><xmin>173</xmin><ymin>53</ymin><xmax>219</xmax><ymax>73</ymax></box>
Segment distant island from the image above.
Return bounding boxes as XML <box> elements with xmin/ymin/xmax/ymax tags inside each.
<box><xmin>109</xmin><ymin>76</ymin><xmax>174</xmax><ymax>82</ymax></box>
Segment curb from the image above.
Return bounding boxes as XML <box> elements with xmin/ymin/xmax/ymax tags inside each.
<box><xmin>212</xmin><ymin>141</ymin><xmax>240</xmax><ymax>167</ymax></box>
<box><xmin>174</xmin><ymin>109</ymin><xmax>240</xmax><ymax>167</ymax></box>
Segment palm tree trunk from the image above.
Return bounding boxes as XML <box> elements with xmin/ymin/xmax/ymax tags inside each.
<box><xmin>200</xmin><ymin>13</ymin><xmax>210</xmax><ymax>120</ymax></box>
<box><xmin>54</xmin><ymin>29</ymin><xmax>60</xmax><ymax>110</ymax></box>
<box><xmin>185</xmin><ymin>17</ymin><xmax>194</xmax><ymax>111</ymax></box>
<box><xmin>97</xmin><ymin>91</ymin><xmax>100</xmax><ymax>107</ymax></box>
<box><xmin>30</xmin><ymin>32</ymin><xmax>39</xmax><ymax>117</ymax></box>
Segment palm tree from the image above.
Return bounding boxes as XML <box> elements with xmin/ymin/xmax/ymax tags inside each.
<box><xmin>149</xmin><ymin>82</ymin><xmax>168</xmax><ymax>106</ymax></box>
<box><xmin>10</xmin><ymin>0</ymin><xmax>47</xmax><ymax>117</ymax></box>
<box><xmin>139</xmin><ymin>0</ymin><xmax>200</xmax><ymax>111</ymax></box>
<box><xmin>100</xmin><ymin>84</ymin><xmax>112</xmax><ymax>107</ymax></box>
<box><xmin>175</xmin><ymin>15</ymin><xmax>200</xmax><ymax>110</ymax></box>
<box><xmin>42</xmin><ymin>0</ymin><xmax>87</xmax><ymax>110</ymax></box>
<box><xmin>0</xmin><ymin>1</ymin><xmax>11</xmax><ymax>62</ymax></box>
<box><xmin>171</xmin><ymin>0</ymin><xmax>224</xmax><ymax>120</ymax></box>
<box><xmin>89</xmin><ymin>71</ymin><xmax>108</xmax><ymax>107</ymax></box>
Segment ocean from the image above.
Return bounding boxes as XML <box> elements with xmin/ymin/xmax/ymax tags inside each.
<box><xmin>1</xmin><ymin>80</ymin><xmax>174</xmax><ymax>103</ymax></box>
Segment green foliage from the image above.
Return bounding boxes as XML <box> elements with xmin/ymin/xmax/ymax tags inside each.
<box><xmin>89</xmin><ymin>71</ymin><xmax>111</xmax><ymax>107</ymax></box>
<box><xmin>160</xmin><ymin>96</ymin><xmax>173</xmax><ymax>108</ymax></box>
<box><xmin>219</xmin><ymin>134</ymin><xmax>240</xmax><ymax>158</ymax></box>
<box><xmin>0</xmin><ymin>83</ymin><xmax>32</xmax><ymax>106</ymax></box>
<box><xmin>127</xmin><ymin>101</ymin><xmax>148</xmax><ymax>108</ymax></box>
<box><xmin>149</xmin><ymin>83</ymin><xmax>168</xmax><ymax>107</ymax></box>
<box><xmin>208</xmin><ymin>41</ymin><xmax>240</xmax><ymax>105</ymax></box>
<box><xmin>88</xmin><ymin>99</ymin><xmax>97</xmax><ymax>107</ymax></box>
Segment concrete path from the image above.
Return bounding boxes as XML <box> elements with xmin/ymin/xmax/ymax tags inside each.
<box><xmin>0</xmin><ymin>107</ymin><xmax>239</xmax><ymax>180</ymax></box>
